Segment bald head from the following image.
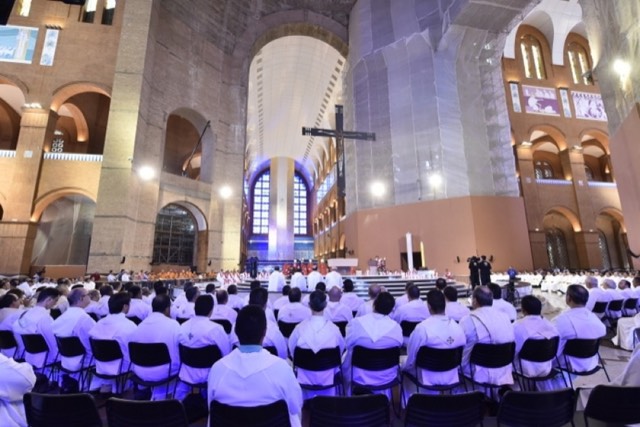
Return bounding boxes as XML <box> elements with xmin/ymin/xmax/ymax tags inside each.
<box><xmin>584</xmin><ymin>276</ymin><xmax>598</xmax><ymax>289</ymax></box>
<box><xmin>328</xmin><ymin>286</ymin><xmax>342</xmax><ymax>302</ymax></box>
<box><xmin>368</xmin><ymin>283</ymin><xmax>382</xmax><ymax>300</ymax></box>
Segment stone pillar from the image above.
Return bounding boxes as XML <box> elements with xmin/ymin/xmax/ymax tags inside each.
<box><xmin>268</xmin><ymin>157</ymin><xmax>294</xmax><ymax>260</ymax></box>
<box><xmin>516</xmin><ymin>145</ymin><xmax>543</xmax><ymax>231</ymax></box>
<box><xmin>87</xmin><ymin>0</ymin><xmax>158</xmax><ymax>274</ymax></box>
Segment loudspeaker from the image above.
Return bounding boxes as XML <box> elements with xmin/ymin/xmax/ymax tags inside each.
<box><xmin>0</xmin><ymin>0</ymin><xmax>16</xmax><ymax>26</ymax></box>
<box><xmin>62</xmin><ymin>0</ymin><xmax>86</xmax><ymax>5</ymax></box>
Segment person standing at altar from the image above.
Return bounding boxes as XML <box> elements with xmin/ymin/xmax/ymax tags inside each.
<box><xmin>268</xmin><ymin>267</ymin><xmax>286</xmax><ymax>292</ymax></box>
<box><xmin>325</xmin><ymin>267</ymin><xmax>343</xmax><ymax>289</ymax></box>
<box><xmin>306</xmin><ymin>265</ymin><xmax>323</xmax><ymax>291</ymax></box>
<box><xmin>468</xmin><ymin>257</ymin><xmax>480</xmax><ymax>289</ymax></box>
<box><xmin>290</xmin><ymin>270</ymin><xmax>307</xmax><ymax>291</ymax></box>
<box><xmin>478</xmin><ymin>256</ymin><xmax>492</xmax><ymax>286</ymax></box>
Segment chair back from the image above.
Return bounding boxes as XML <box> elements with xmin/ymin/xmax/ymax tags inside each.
<box><xmin>351</xmin><ymin>346</ymin><xmax>400</xmax><ymax>371</ymax></box>
<box><xmin>129</xmin><ymin>342</ymin><xmax>172</xmax><ymax>367</ymax></box>
<box><xmin>264</xmin><ymin>346</ymin><xmax>278</xmax><ymax>356</ymax></box>
<box><xmin>50</xmin><ymin>308</ymin><xmax>62</xmax><ymax>320</ymax></box>
<box><xmin>584</xmin><ymin>385</ymin><xmax>640</xmax><ymax>425</ymax></box>
<box><xmin>497</xmin><ymin>389</ymin><xmax>575</xmax><ymax>427</ymax></box>
<box><xmin>333</xmin><ymin>321</ymin><xmax>348</xmax><ymax>337</ymax></box>
<box><xmin>308</xmin><ymin>395</ymin><xmax>389</xmax><ymax>427</ymax></box>
<box><xmin>127</xmin><ymin>316</ymin><xmax>142</xmax><ymax>325</ymax></box>
<box><xmin>624</xmin><ymin>298</ymin><xmax>638</xmax><ymax>310</ymax></box>
<box><xmin>210</xmin><ymin>399</ymin><xmax>291</xmax><ymax>427</ymax></box>
<box><xmin>24</xmin><ymin>392</ymin><xmax>102</xmax><ymax>427</ymax></box>
<box><xmin>55</xmin><ymin>335</ymin><xmax>86</xmax><ymax>358</ymax></box>
<box><xmin>90</xmin><ymin>338</ymin><xmax>123</xmax><ymax>363</ymax></box>
<box><xmin>634</xmin><ymin>327</ymin><xmax>640</xmax><ymax>348</ymax></box>
<box><xmin>293</xmin><ymin>347</ymin><xmax>341</xmax><ymax>372</ymax></box>
<box><xmin>562</xmin><ymin>338</ymin><xmax>599</xmax><ymax>359</ymax></box>
<box><xmin>415</xmin><ymin>346</ymin><xmax>463</xmax><ymax>372</ymax></box>
<box><xmin>0</xmin><ymin>329</ymin><xmax>18</xmax><ymax>352</ymax></box>
<box><xmin>179</xmin><ymin>344</ymin><xmax>222</xmax><ymax>369</ymax></box>
<box><xmin>518</xmin><ymin>336</ymin><xmax>559</xmax><ymax>363</ymax></box>
<box><xmin>107</xmin><ymin>397</ymin><xmax>189</xmax><ymax>427</ymax></box>
<box><xmin>88</xmin><ymin>312</ymin><xmax>99</xmax><ymax>322</ymax></box>
<box><xmin>278</xmin><ymin>321</ymin><xmax>299</xmax><ymax>338</ymax></box>
<box><xmin>273</xmin><ymin>309</ymin><xmax>279</xmax><ymax>321</ymax></box>
<box><xmin>591</xmin><ymin>301</ymin><xmax>607</xmax><ymax>314</ymax></box>
<box><xmin>608</xmin><ymin>299</ymin><xmax>624</xmax><ymax>312</ymax></box>
<box><xmin>400</xmin><ymin>321</ymin><xmax>420</xmax><ymax>338</ymax></box>
<box><xmin>212</xmin><ymin>319</ymin><xmax>233</xmax><ymax>334</ymax></box>
<box><xmin>404</xmin><ymin>391</ymin><xmax>485</xmax><ymax>427</ymax></box>
<box><xmin>177</xmin><ymin>317</ymin><xmax>189</xmax><ymax>325</ymax></box>
<box><xmin>470</xmin><ymin>342</ymin><xmax>515</xmax><ymax>368</ymax></box>
<box><xmin>21</xmin><ymin>333</ymin><xmax>49</xmax><ymax>354</ymax></box>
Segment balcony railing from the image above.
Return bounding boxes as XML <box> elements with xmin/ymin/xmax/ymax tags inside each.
<box><xmin>587</xmin><ymin>181</ymin><xmax>616</xmax><ymax>188</ymax></box>
<box><xmin>0</xmin><ymin>150</ymin><xmax>16</xmax><ymax>158</ymax></box>
<box><xmin>535</xmin><ymin>178</ymin><xmax>571</xmax><ymax>185</ymax></box>
<box><xmin>44</xmin><ymin>152</ymin><xmax>103</xmax><ymax>162</ymax></box>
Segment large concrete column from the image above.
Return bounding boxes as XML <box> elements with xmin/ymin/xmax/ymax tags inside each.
<box><xmin>268</xmin><ymin>157</ymin><xmax>294</xmax><ymax>260</ymax></box>
<box><xmin>87</xmin><ymin>0</ymin><xmax>158</xmax><ymax>273</ymax></box>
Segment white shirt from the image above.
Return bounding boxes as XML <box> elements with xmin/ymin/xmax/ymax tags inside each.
<box><xmin>403</xmin><ymin>315</ymin><xmax>466</xmax><ymax>386</ymax></box>
<box><xmin>553</xmin><ymin>306</ymin><xmax>606</xmax><ymax>373</ymax></box>
<box><xmin>0</xmin><ymin>353</ymin><xmax>36</xmax><ymax>427</ymax></box>
<box><xmin>459</xmin><ymin>306</ymin><xmax>514</xmax><ymax>386</ymax></box>
<box><xmin>392</xmin><ymin>299</ymin><xmax>430</xmax><ymax>323</ymax></box>
<box><xmin>323</xmin><ymin>301</ymin><xmax>353</xmax><ymax>323</ymax></box>
<box><xmin>445</xmin><ymin>301</ymin><xmax>470</xmax><ymax>322</ymax></box>
<box><xmin>207</xmin><ymin>349</ymin><xmax>303</xmax><ymax>427</ymax></box>
<box><xmin>290</xmin><ymin>273</ymin><xmax>307</xmax><ymax>291</ymax></box>
<box><xmin>107</xmin><ymin>274</ymin><xmax>116</xmax><ymax>282</ymax></box>
<box><xmin>325</xmin><ymin>271</ymin><xmax>343</xmax><ymax>289</ymax></box>
<box><xmin>268</xmin><ymin>271</ymin><xmax>286</xmax><ymax>292</ymax></box>
<box><xmin>513</xmin><ymin>315</ymin><xmax>558</xmax><ymax>377</ymax></box>
<box><xmin>89</xmin><ymin>313</ymin><xmax>138</xmax><ymax>377</ymax></box>
<box><xmin>52</xmin><ymin>307</ymin><xmax>96</xmax><ymax>371</ymax></box>
<box><xmin>178</xmin><ymin>316</ymin><xmax>231</xmax><ymax>386</ymax></box>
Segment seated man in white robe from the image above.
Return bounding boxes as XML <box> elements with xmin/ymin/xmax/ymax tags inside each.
<box><xmin>126</xmin><ymin>285</ymin><xmax>151</xmax><ymax>322</ymax></box>
<box><xmin>211</xmin><ymin>290</ymin><xmax>238</xmax><ymax>324</ymax></box>
<box><xmin>403</xmin><ymin>290</ymin><xmax>466</xmax><ymax>400</ymax></box>
<box><xmin>0</xmin><ymin>294</ymin><xmax>25</xmax><ymax>358</ymax></box>
<box><xmin>290</xmin><ymin>271</ymin><xmax>307</xmax><ymax>291</ymax></box>
<box><xmin>394</xmin><ymin>283</ymin><xmax>412</xmax><ymax>308</ymax></box>
<box><xmin>341</xmin><ymin>279</ymin><xmax>364</xmax><ymax>313</ymax></box>
<box><xmin>392</xmin><ymin>284</ymin><xmax>430</xmax><ymax>325</ymax></box>
<box><xmin>207</xmin><ymin>305</ymin><xmax>303</xmax><ymax>427</ymax></box>
<box><xmin>171</xmin><ymin>282</ymin><xmax>194</xmax><ymax>317</ymax></box>
<box><xmin>614</xmin><ymin>345</ymin><xmax>640</xmax><ymax>386</ymax></box>
<box><xmin>585</xmin><ymin>275</ymin><xmax>611</xmax><ymax>314</ymax></box>
<box><xmin>355</xmin><ymin>283</ymin><xmax>382</xmax><ymax>317</ymax></box>
<box><xmin>129</xmin><ymin>294</ymin><xmax>181</xmax><ymax>400</ymax></box>
<box><xmin>12</xmin><ymin>287</ymin><xmax>61</xmax><ymax>374</ymax></box>
<box><xmin>272</xmin><ymin>286</ymin><xmax>291</xmax><ymax>311</ymax></box>
<box><xmin>87</xmin><ymin>285</ymin><xmax>113</xmax><ymax>319</ymax></box>
<box><xmin>323</xmin><ymin>286</ymin><xmax>353</xmax><ymax>323</ymax></box>
<box><xmin>488</xmin><ymin>283</ymin><xmax>517</xmax><ymax>322</ymax></box>
<box><xmin>52</xmin><ymin>288</ymin><xmax>97</xmax><ymax>390</ymax></box>
<box><xmin>554</xmin><ymin>284</ymin><xmax>606</xmax><ymax>374</ymax></box>
<box><xmin>88</xmin><ymin>292</ymin><xmax>137</xmax><ymax>393</ymax></box>
<box><xmin>344</xmin><ymin>292</ymin><xmax>403</xmax><ymax>396</ymax></box>
<box><xmin>288</xmin><ymin>290</ymin><xmax>345</xmax><ymax>400</ymax></box>
<box><xmin>174</xmin><ymin>287</ymin><xmax>199</xmax><ymax>320</ymax></box>
<box><xmin>460</xmin><ymin>286</ymin><xmax>515</xmax><ymax>389</ymax></box>
<box><xmin>513</xmin><ymin>295</ymin><xmax>559</xmax><ymax>389</ymax></box>
<box><xmin>278</xmin><ymin>288</ymin><xmax>311</xmax><ymax>324</ymax></box>
<box><xmin>0</xmin><ymin>352</ymin><xmax>36</xmax><ymax>427</ymax></box>
<box><xmin>176</xmin><ymin>295</ymin><xmax>231</xmax><ymax>401</ymax></box>
<box><xmin>443</xmin><ymin>286</ymin><xmax>470</xmax><ymax>322</ymax></box>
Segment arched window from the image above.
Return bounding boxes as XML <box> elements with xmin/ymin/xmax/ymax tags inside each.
<box><xmin>598</xmin><ymin>230</ymin><xmax>611</xmax><ymax>270</ymax></box>
<box><xmin>251</xmin><ymin>171</ymin><xmax>270</xmax><ymax>234</ymax></box>
<box><xmin>152</xmin><ymin>204</ymin><xmax>196</xmax><ymax>266</ymax></box>
<box><xmin>568</xmin><ymin>42</ymin><xmax>592</xmax><ymax>85</ymax></box>
<box><xmin>545</xmin><ymin>228</ymin><xmax>569</xmax><ymax>269</ymax></box>
<box><xmin>534</xmin><ymin>161</ymin><xmax>554</xmax><ymax>179</ymax></box>
<box><xmin>293</xmin><ymin>173</ymin><xmax>308</xmax><ymax>235</ymax></box>
<box><xmin>520</xmin><ymin>35</ymin><xmax>547</xmax><ymax>80</ymax></box>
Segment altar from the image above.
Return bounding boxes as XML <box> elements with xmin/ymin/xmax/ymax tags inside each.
<box><xmin>327</xmin><ymin>258</ymin><xmax>358</xmax><ymax>275</ymax></box>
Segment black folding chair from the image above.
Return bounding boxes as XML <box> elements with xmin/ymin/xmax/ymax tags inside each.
<box><xmin>605</xmin><ymin>299</ymin><xmax>624</xmax><ymax>327</ymax></box>
<box><xmin>497</xmin><ymin>389</ymin><xmax>575</xmax><ymax>427</ymax></box>
<box><xmin>634</xmin><ymin>327</ymin><xmax>640</xmax><ymax>348</ymax></box>
<box><xmin>308</xmin><ymin>394</ymin><xmax>389</xmax><ymax>427</ymax></box>
<box><xmin>591</xmin><ymin>301</ymin><xmax>607</xmax><ymax>318</ymax></box>
<box><xmin>49</xmin><ymin>308</ymin><xmax>62</xmax><ymax>320</ymax></box>
<box><xmin>55</xmin><ymin>335</ymin><xmax>93</xmax><ymax>390</ymax></box>
<box><xmin>178</xmin><ymin>343</ymin><xmax>223</xmax><ymax>390</ymax></box>
<box><xmin>211</xmin><ymin>319</ymin><xmax>233</xmax><ymax>334</ymax></box>
<box><xmin>513</xmin><ymin>336</ymin><xmax>567</xmax><ymax>391</ymax></box>
<box><xmin>127</xmin><ymin>316</ymin><xmax>142</xmax><ymax>325</ymax></box>
<box><xmin>107</xmin><ymin>397</ymin><xmax>189</xmax><ymax>427</ymax></box>
<box><xmin>400</xmin><ymin>321</ymin><xmax>420</xmax><ymax>339</ymax></box>
<box><xmin>351</xmin><ymin>346</ymin><xmax>400</xmax><ymax>414</ymax></box>
<box><xmin>278</xmin><ymin>321</ymin><xmax>299</xmax><ymax>338</ymax></box>
<box><xmin>559</xmin><ymin>338</ymin><xmax>609</xmax><ymax>388</ymax></box>
<box><xmin>292</xmin><ymin>347</ymin><xmax>343</xmax><ymax>395</ymax></box>
<box><xmin>264</xmin><ymin>345</ymin><xmax>278</xmax><ymax>357</ymax></box>
<box><xmin>583</xmin><ymin>384</ymin><xmax>640</xmax><ymax>426</ymax></box>
<box><xmin>89</xmin><ymin>337</ymin><xmax>130</xmax><ymax>395</ymax></box>
<box><xmin>402</xmin><ymin>346</ymin><xmax>464</xmax><ymax>403</ymax></box>
<box><xmin>0</xmin><ymin>329</ymin><xmax>21</xmax><ymax>360</ymax></box>
<box><xmin>176</xmin><ymin>317</ymin><xmax>189</xmax><ymax>325</ymax></box>
<box><xmin>21</xmin><ymin>333</ymin><xmax>59</xmax><ymax>380</ymax></box>
<box><xmin>129</xmin><ymin>342</ymin><xmax>179</xmax><ymax>399</ymax></box>
<box><xmin>333</xmin><ymin>321</ymin><xmax>348</xmax><ymax>337</ymax></box>
<box><xmin>88</xmin><ymin>312</ymin><xmax>99</xmax><ymax>322</ymax></box>
<box><xmin>210</xmin><ymin>399</ymin><xmax>291</xmax><ymax>427</ymax></box>
<box><xmin>622</xmin><ymin>298</ymin><xmax>638</xmax><ymax>316</ymax></box>
<box><xmin>463</xmin><ymin>342</ymin><xmax>515</xmax><ymax>398</ymax></box>
<box><xmin>404</xmin><ymin>391</ymin><xmax>485</xmax><ymax>427</ymax></box>
<box><xmin>24</xmin><ymin>392</ymin><xmax>102</xmax><ymax>427</ymax></box>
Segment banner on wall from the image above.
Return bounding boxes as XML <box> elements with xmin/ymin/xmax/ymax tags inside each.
<box><xmin>40</xmin><ymin>29</ymin><xmax>60</xmax><ymax>66</ymax></box>
<box><xmin>572</xmin><ymin>91</ymin><xmax>608</xmax><ymax>121</ymax></box>
<box><xmin>522</xmin><ymin>85</ymin><xmax>560</xmax><ymax>116</ymax></box>
<box><xmin>0</xmin><ymin>25</ymin><xmax>38</xmax><ymax>64</ymax></box>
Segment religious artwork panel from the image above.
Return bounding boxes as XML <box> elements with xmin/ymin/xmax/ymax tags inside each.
<box><xmin>0</xmin><ymin>25</ymin><xmax>38</xmax><ymax>64</ymax></box>
<box><xmin>571</xmin><ymin>91</ymin><xmax>608</xmax><ymax>121</ymax></box>
<box><xmin>522</xmin><ymin>85</ymin><xmax>560</xmax><ymax>116</ymax></box>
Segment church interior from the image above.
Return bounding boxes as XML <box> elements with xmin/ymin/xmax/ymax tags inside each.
<box><xmin>0</xmin><ymin>0</ymin><xmax>638</xmax><ymax>278</ymax></box>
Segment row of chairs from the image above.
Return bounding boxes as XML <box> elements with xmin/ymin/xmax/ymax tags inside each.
<box><xmin>22</xmin><ymin>385</ymin><xmax>640</xmax><ymax>427</ymax></box>
<box><xmin>592</xmin><ymin>298</ymin><xmax>638</xmax><ymax>328</ymax></box>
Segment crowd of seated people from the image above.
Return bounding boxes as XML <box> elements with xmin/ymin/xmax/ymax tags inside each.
<box><xmin>2</xmin><ymin>273</ymin><xmax>640</xmax><ymax>426</ymax></box>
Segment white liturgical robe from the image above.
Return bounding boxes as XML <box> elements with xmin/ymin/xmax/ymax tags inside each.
<box><xmin>306</xmin><ymin>271</ymin><xmax>323</xmax><ymax>291</ymax></box>
<box><xmin>210</xmin><ymin>304</ymin><xmax>237</xmax><ymax>324</ymax></box>
<box><xmin>268</xmin><ymin>271</ymin><xmax>286</xmax><ymax>292</ymax></box>
<box><xmin>89</xmin><ymin>313</ymin><xmax>137</xmax><ymax>383</ymax></box>
<box><xmin>554</xmin><ymin>307</ymin><xmax>606</xmax><ymax>372</ymax></box>
<box><xmin>0</xmin><ymin>308</ymin><xmax>24</xmax><ymax>358</ymax></box>
<box><xmin>127</xmin><ymin>299</ymin><xmax>151</xmax><ymax>321</ymax></box>
<box><xmin>445</xmin><ymin>301</ymin><xmax>470</xmax><ymax>322</ymax></box>
<box><xmin>492</xmin><ymin>299</ymin><xmax>517</xmax><ymax>322</ymax></box>
<box><xmin>290</xmin><ymin>273</ymin><xmax>307</xmax><ymax>291</ymax></box>
<box><xmin>341</xmin><ymin>292</ymin><xmax>364</xmax><ymax>312</ymax></box>
<box><xmin>51</xmin><ymin>307</ymin><xmax>96</xmax><ymax>372</ymax></box>
<box><xmin>288</xmin><ymin>316</ymin><xmax>345</xmax><ymax>399</ymax></box>
<box><xmin>324</xmin><ymin>271</ymin><xmax>343</xmax><ymax>289</ymax></box>
<box><xmin>392</xmin><ymin>299</ymin><xmax>430</xmax><ymax>323</ymax></box>
<box><xmin>229</xmin><ymin>320</ymin><xmax>288</xmax><ymax>360</ymax></box>
<box><xmin>323</xmin><ymin>301</ymin><xmax>353</xmax><ymax>323</ymax></box>
<box><xmin>207</xmin><ymin>348</ymin><xmax>303</xmax><ymax>427</ymax></box>
<box><xmin>277</xmin><ymin>302</ymin><xmax>311</xmax><ymax>324</ymax></box>
<box><xmin>513</xmin><ymin>315</ymin><xmax>558</xmax><ymax>377</ymax></box>
<box><xmin>460</xmin><ymin>306</ymin><xmax>515</xmax><ymax>386</ymax></box>
<box><xmin>0</xmin><ymin>353</ymin><xmax>35</xmax><ymax>427</ymax></box>
<box><xmin>12</xmin><ymin>306</ymin><xmax>58</xmax><ymax>368</ymax></box>
<box><xmin>344</xmin><ymin>313</ymin><xmax>403</xmax><ymax>393</ymax></box>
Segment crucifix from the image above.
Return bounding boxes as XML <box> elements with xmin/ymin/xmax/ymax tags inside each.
<box><xmin>302</xmin><ymin>105</ymin><xmax>376</xmax><ymax>198</ymax></box>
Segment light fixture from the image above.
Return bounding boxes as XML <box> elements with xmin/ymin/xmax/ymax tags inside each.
<box><xmin>613</xmin><ymin>59</ymin><xmax>631</xmax><ymax>80</ymax></box>
<box><xmin>138</xmin><ymin>165</ymin><xmax>155</xmax><ymax>181</ymax></box>
<box><xmin>22</xmin><ymin>102</ymin><xmax>42</xmax><ymax>109</ymax></box>
<box><xmin>370</xmin><ymin>181</ymin><xmax>385</xmax><ymax>197</ymax></box>
<box><xmin>428</xmin><ymin>173</ymin><xmax>443</xmax><ymax>188</ymax></box>
<box><xmin>572</xmin><ymin>145</ymin><xmax>583</xmax><ymax>151</ymax></box>
<box><xmin>219</xmin><ymin>185</ymin><xmax>232</xmax><ymax>199</ymax></box>
<box><xmin>521</xmin><ymin>141</ymin><xmax>532</xmax><ymax>147</ymax></box>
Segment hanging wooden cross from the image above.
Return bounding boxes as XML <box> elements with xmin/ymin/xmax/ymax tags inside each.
<box><xmin>302</xmin><ymin>105</ymin><xmax>376</xmax><ymax>198</ymax></box>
